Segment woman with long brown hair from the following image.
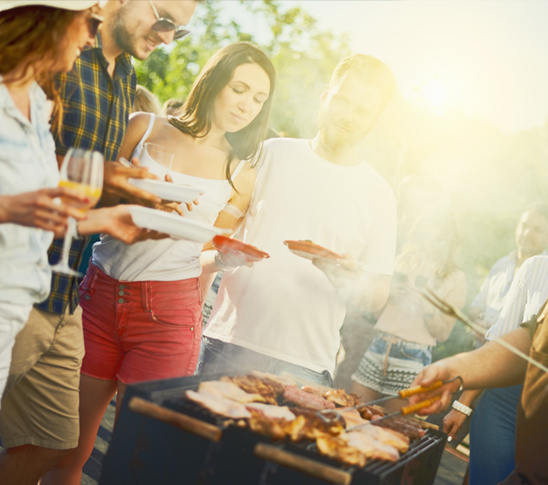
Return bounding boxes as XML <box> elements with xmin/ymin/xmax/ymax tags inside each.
<box><xmin>54</xmin><ymin>42</ymin><xmax>276</xmax><ymax>484</ymax></box>
<box><xmin>0</xmin><ymin>1</ymin><xmax>105</xmax><ymax>409</ymax></box>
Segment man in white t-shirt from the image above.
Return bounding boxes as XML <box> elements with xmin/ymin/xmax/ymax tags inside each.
<box><xmin>198</xmin><ymin>54</ymin><xmax>398</xmax><ymax>385</ymax></box>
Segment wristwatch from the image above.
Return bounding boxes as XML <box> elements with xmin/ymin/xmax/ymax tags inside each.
<box><xmin>452</xmin><ymin>400</ymin><xmax>473</xmax><ymax>417</ymax></box>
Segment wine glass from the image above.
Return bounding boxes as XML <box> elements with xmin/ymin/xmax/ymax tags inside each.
<box><xmin>139</xmin><ymin>142</ymin><xmax>174</xmax><ymax>179</ymax></box>
<box><xmin>51</xmin><ymin>148</ymin><xmax>104</xmax><ymax>277</ymax></box>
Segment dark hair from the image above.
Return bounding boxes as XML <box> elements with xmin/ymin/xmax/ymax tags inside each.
<box><xmin>0</xmin><ymin>6</ymin><xmax>81</xmax><ymax>127</ymax></box>
<box><xmin>330</xmin><ymin>54</ymin><xmax>397</xmax><ymax>109</ymax></box>
<box><xmin>169</xmin><ymin>42</ymin><xmax>276</xmax><ymax>189</ymax></box>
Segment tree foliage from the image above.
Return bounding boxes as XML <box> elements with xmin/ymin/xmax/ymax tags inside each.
<box><xmin>134</xmin><ymin>0</ymin><xmax>351</xmax><ymax>137</ymax></box>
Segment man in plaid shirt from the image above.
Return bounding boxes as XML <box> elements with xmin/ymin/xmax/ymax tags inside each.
<box><xmin>0</xmin><ymin>1</ymin><xmax>198</xmax><ymax>483</ymax></box>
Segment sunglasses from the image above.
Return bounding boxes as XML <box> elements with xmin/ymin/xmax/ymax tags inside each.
<box><xmin>87</xmin><ymin>13</ymin><xmax>104</xmax><ymax>38</ymax></box>
<box><xmin>149</xmin><ymin>0</ymin><xmax>190</xmax><ymax>40</ymax></box>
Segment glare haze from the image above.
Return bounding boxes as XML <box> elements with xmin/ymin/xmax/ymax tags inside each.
<box><xmin>257</xmin><ymin>1</ymin><xmax>548</xmax><ymax>134</ymax></box>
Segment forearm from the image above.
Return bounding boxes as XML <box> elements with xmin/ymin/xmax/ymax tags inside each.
<box><xmin>0</xmin><ymin>195</ymin><xmax>11</xmax><ymax>223</ymax></box>
<box><xmin>76</xmin><ymin>207</ymin><xmax>111</xmax><ymax>235</ymax></box>
<box><xmin>200</xmin><ymin>249</ymin><xmax>221</xmax><ymax>274</ymax></box>
<box><xmin>457</xmin><ymin>389</ymin><xmax>482</xmax><ymax>406</ymax></box>
<box><xmin>441</xmin><ymin>327</ymin><xmax>531</xmax><ymax>389</ymax></box>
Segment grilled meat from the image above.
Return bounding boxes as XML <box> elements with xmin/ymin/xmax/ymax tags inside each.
<box><xmin>316</xmin><ymin>433</ymin><xmax>368</xmax><ymax>467</ymax></box>
<box><xmin>221</xmin><ymin>375</ymin><xmax>283</xmax><ymax>404</ymax></box>
<box><xmin>198</xmin><ymin>381</ymin><xmax>265</xmax><ymax>404</ymax></box>
<box><xmin>185</xmin><ymin>390</ymin><xmax>251</xmax><ymax>419</ymax></box>
<box><xmin>282</xmin><ymin>385</ymin><xmax>336</xmax><ymax>410</ymax></box>
<box><xmin>350</xmin><ymin>426</ymin><xmax>409</xmax><ymax>453</ymax></box>
<box><xmin>323</xmin><ymin>389</ymin><xmax>363</xmax><ymax>407</ymax></box>
<box><xmin>373</xmin><ymin>416</ymin><xmax>426</xmax><ymax>440</ymax></box>
<box><xmin>341</xmin><ymin>431</ymin><xmax>399</xmax><ymax>462</ymax></box>
<box><xmin>301</xmin><ymin>384</ymin><xmax>333</xmax><ymax>397</ymax></box>
<box><xmin>245</xmin><ymin>402</ymin><xmax>295</xmax><ymax>421</ymax></box>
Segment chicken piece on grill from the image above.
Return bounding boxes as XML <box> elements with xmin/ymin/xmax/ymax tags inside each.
<box><xmin>247</xmin><ymin>411</ymin><xmax>294</xmax><ymax>440</ymax></box>
<box><xmin>341</xmin><ymin>431</ymin><xmax>400</xmax><ymax>462</ymax></box>
<box><xmin>221</xmin><ymin>375</ymin><xmax>283</xmax><ymax>404</ymax></box>
<box><xmin>339</xmin><ymin>408</ymin><xmax>368</xmax><ymax>429</ymax></box>
<box><xmin>289</xmin><ymin>408</ymin><xmax>344</xmax><ymax>440</ymax></box>
<box><xmin>282</xmin><ymin>385</ymin><xmax>335</xmax><ymax>411</ymax></box>
<box><xmin>198</xmin><ymin>380</ymin><xmax>265</xmax><ymax>404</ymax></box>
<box><xmin>245</xmin><ymin>402</ymin><xmax>295</xmax><ymax>421</ymax></box>
<box><xmin>323</xmin><ymin>389</ymin><xmax>363</xmax><ymax>408</ymax></box>
<box><xmin>300</xmin><ymin>384</ymin><xmax>332</xmax><ymax>397</ymax></box>
<box><xmin>315</xmin><ymin>433</ymin><xmax>367</xmax><ymax>467</ymax></box>
<box><xmin>349</xmin><ymin>426</ymin><xmax>409</xmax><ymax>453</ymax></box>
<box><xmin>186</xmin><ymin>390</ymin><xmax>251</xmax><ymax>419</ymax></box>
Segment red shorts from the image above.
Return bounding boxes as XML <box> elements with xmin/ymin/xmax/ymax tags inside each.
<box><xmin>80</xmin><ymin>264</ymin><xmax>203</xmax><ymax>384</ymax></box>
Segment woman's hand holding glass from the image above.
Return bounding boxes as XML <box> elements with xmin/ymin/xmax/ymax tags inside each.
<box><xmin>51</xmin><ymin>148</ymin><xmax>103</xmax><ymax>277</ymax></box>
<box><xmin>0</xmin><ymin>187</ymin><xmax>88</xmax><ymax>238</ymax></box>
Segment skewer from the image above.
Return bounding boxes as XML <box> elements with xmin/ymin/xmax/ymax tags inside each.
<box><xmin>416</xmin><ymin>286</ymin><xmax>548</xmax><ymax>375</ymax></box>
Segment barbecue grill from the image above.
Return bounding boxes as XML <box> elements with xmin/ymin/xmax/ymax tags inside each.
<box><xmin>99</xmin><ymin>372</ymin><xmax>447</xmax><ymax>485</ymax></box>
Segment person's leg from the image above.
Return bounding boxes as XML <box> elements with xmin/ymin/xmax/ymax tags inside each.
<box><xmin>0</xmin><ymin>446</ymin><xmax>67</xmax><ymax>485</ymax></box>
<box><xmin>40</xmin><ymin>375</ymin><xmax>118</xmax><ymax>485</ymax></box>
<box><xmin>334</xmin><ymin>311</ymin><xmax>376</xmax><ymax>391</ymax></box>
<box><xmin>350</xmin><ymin>335</ymin><xmax>390</xmax><ymax>401</ymax></box>
<box><xmin>0</xmin><ymin>307</ymin><xmax>84</xmax><ymax>484</ymax></box>
<box><xmin>469</xmin><ymin>385</ymin><xmax>521</xmax><ymax>485</ymax></box>
<box><xmin>41</xmin><ymin>264</ymin><xmax>123</xmax><ymax>485</ymax></box>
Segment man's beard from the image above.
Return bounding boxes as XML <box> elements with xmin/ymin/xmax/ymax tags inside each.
<box><xmin>318</xmin><ymin>122</ymin><xmax>361</xmax><ymax>153</ymax></box>
<box><xmin>111</xmin><ymin>8</ymin><xmax>139</xmax><ymax>59</ymax></box>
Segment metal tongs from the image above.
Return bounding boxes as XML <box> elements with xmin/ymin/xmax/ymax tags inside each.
<box><xmin>345</xmin><ymin>395</ymin><xmax>442</xmax><ymax>432</ymax></box>
<box><xmin>318</xmin><ymin>377</ymin><xmax>461</xmax><ymax>424</ymax></box>
<box><xmin>417</xmin><ymin>286</ymin><xmax>548</xmax><ymax>375</ymax></box>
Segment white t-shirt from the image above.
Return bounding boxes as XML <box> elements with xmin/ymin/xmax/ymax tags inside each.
<box><xmin>204</xmin><ymin>138</ymin><xmax>397</xmax><ymax>374</ymax></box>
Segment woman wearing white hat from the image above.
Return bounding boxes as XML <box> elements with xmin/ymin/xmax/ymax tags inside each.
<box><xmin>0</xmin><ymin>0</ymin><xmax>146</xmax><ymax>421</ymax></box>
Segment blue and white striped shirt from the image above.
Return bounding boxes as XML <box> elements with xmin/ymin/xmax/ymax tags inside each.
<box><xmin>486</xmin><ymin>255</ymin><xmax>548</xmax><ymax>340</ymax></box>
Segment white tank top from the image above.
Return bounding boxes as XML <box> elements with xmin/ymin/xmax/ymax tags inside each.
<box><xmin>92</xmin><ymin>114</ymin><xmax>246</xmax><ymax>282</ymax></box>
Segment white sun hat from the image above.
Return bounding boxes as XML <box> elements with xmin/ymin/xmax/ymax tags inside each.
<box><xmin>0</xmin><ymin>1</ymin><xmax>104</xmax><ymax>12</ymax></box>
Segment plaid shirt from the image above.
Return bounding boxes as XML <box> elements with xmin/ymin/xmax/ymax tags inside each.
<box><xmin>36</xmin><ymin>34</ymin><xmax>136</xmax><ymax>315</ymax></box>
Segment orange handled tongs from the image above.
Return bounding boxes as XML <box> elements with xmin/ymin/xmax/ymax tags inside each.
<box><xmin>345</xmin><ymin>395</ymin><xmax>443</xmax><ymax>431</ymax></box>
<box><xmin>318</xmin><ymin>378</ymin><xmax>460</xmax><ymax>424</ymax></box>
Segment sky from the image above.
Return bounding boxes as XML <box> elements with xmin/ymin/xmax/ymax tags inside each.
<box><xmin>234</xmin><ymin>1</ymin><xmax>548</xmax><ymax>134</ymax></box>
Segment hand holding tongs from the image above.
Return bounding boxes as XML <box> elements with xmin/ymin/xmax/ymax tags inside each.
<box><xmin>318</xmin><ymin>378</ymin><xmax>458</xmax><ymax>423</ymax></box>
<box><xmin>417</xmin><ymin>286</ymin><xmax>548</xmax><ymax>375</ymax></box>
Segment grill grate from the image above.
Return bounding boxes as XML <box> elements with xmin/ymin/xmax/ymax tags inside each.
<box><xmin>99</xmin><ymin>373</ymin><xmax>446</xmax><ymax>485</ymax></box>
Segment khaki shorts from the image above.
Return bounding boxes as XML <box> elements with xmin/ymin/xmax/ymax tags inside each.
<box><xmin>0</xmin><ymin>306</ymin><xmax>84</xmax><ymax>450</ymax></box>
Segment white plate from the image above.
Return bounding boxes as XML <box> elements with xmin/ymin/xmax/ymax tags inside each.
<box><xmin>129</xmin><ymin>206</ymin><xmax>228</xmax><ymax>242</ymax></box>
<box><xmin>128</xmin><ymin>178</ymin><xmax>203</xmax><ymax>203</ymax></box>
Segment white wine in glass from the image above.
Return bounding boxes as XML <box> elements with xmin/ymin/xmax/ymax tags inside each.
<box><xmin>51</xmin><ymin>148</ymin><xmax>104</xmax><ymax>277</ymax></box>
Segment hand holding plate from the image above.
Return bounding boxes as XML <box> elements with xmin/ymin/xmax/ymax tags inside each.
<box><xmin>312</xmin><ymin>253</ymin><xmax>362</xmax><ymax>289</ymax></box>
<box><xmin>103</xmin><ymin>157</ymin><xmax>161</xmax><ymax>205</ymax></box>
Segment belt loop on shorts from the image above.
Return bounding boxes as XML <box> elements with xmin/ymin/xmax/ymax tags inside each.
<box><xmin>378</xmin><ymin>332</ymin><xmax>401</xmax><ymax>345</ymax></box>
<box><xmin>142</xmin><ymin>281</ymin><xmax>151</xmax><ymax>313</ymax></box>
